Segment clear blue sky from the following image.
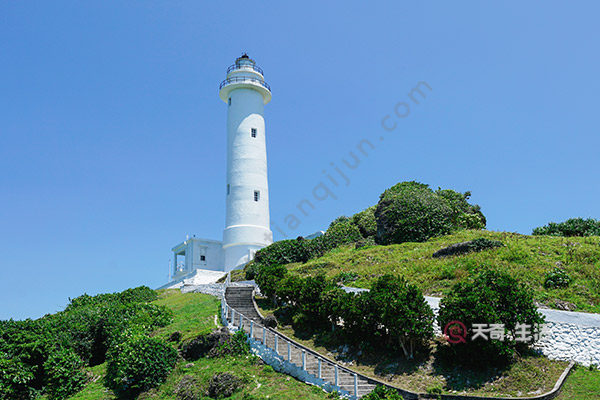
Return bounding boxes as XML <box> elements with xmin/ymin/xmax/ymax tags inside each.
<box><xmin>1</xmin><ymin>2</ymin><xmax>598</xmax><ymax>320</ymax></box>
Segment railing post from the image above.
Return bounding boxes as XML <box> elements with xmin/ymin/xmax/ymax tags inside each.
<box><xmin>250</xmin><ymin>321</ymin><xmax>254</xmax><ymax>339</ymax></box>
<box><xmin>301</xmin><ymin>350</ymin><xmax>306</xmax><ymax>370</ymax></box>
<box><xmin>354</xmin><ymin>373</ymin><xmax>358</xmax><ymax>397</ymax></box>
<box><xmin>318</xmin><ymin>358</ymin><xmax>322</xmax><ymax>379</ymax></box>
<box><xmin>334</xmin><ymin>365</ymin><xmax>339</xmax><ymax>387</ymax></box>
<box><xmin>274</xmin><ymin>335</ymin><xmax>278</xmax><ymax>354</ymax></box>
<box><xmin>287</xmin><ymin>341</ymin><xmax>291</xmax><ymax>361</ymax></box>
<box><xmin>239</xmin><ymin>314</ymin><xmax>243</xmax><ymax>331</ymax></box>
<box><xmin>262</xmin><ymin>326</ymin><xmax>266</xmax><ymax>346</ymax></box>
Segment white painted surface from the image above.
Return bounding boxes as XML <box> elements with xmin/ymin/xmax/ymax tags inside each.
<box><xmin>220</xmin><ymin>56</ymin><xmax>273</xmax><ymax>271</ymax></box>
<box><xmin>164</xmin><ymin>55</ymin><xmax>274</xmax><ymax>283</ymax></box>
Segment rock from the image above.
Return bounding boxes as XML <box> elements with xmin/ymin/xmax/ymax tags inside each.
<box><xmin>432</xmin><ymin>238</ymin><xmax>503</xmax><ymax>258</ymax></box>
<box><xmin>554</xmin><ymin>300</ymin><xmax>576</xmax><ymax>311</ymax></box>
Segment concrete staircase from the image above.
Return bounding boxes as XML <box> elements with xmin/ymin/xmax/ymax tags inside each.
<box><xmin>223</xmin><ymin>286</ymin><xmax>379</xmax><ymax>398</ymax></box>
<box><xmin>224</xmin><ymin>286</ymin><xmax>263</xmax><ymax>323</ymax></box>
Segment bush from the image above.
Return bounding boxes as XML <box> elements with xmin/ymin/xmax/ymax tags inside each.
<box><xmin>352</xmin><ymin>206</ymin><xmax>377</xmax><ymax>238</ymax></box>
<box><xmin>263</xmin><ymin>314</ymin><xmax>278</xmax><ymax>328</ymax></box>
<box><xmin>207</xmin><ymin>372</ymin><xmax>243</xmax><ymax>399</ymax></box>
<box><xmin>0</xmin><ymin>357</ymin><xmax>37</xmax><ymax>400</ymax></box>
<box><xmin>375</xmin><ymin>181</ymin><xmax>485</xmax><ymax>245</ymax></box>
<box><xmin>544</xmin><ymin>268</ymin><xmax>572</xmax><ymax>289</ymax></box>
<box><xmin>362</xmin><ymin>385</ymin><xmax>404</xmax><ymax>400</ymax></box>
<box><xmin>318</xmin><ymin>221</ymin><xmax>363</xmax><ymax>252</ymax></box>
<box><xmin>275</xmin><ymin>274</ymin><xmax>304</xmax><ymax>305</ymax></box>
<box><xmin>297</xmin><ymin>275</ymin><xmax>335</xmax><ymax>324</ymax></box>
<box><xmin>254</xmin><ymin>239</ymin><xmax>311</xmax><ymax>267</ymax></box>
<box><xmin>364</xmin><ymin>275</ymin><xmax>434</xmax><ymax>358</ymax></box>
<box><xmin>255</xmin><ymin>264</ymin><xmax>288</xmax><ymax>301</ymax></box>
<box><xmin>437</xmin><ymin>270</ymin><xmax>545</xmax><ymax>367</ymax></box>
<box><xmin>244</xmin><ymin>262</ymin><xmax>260</xmax><ymax>280</ymax></box>
<box><xmin>221</xmin><ymin>330</ymin><xmax>251</xmax><ymax>356</ymax></box>
<box><xmin>532</xmin><ymin>217</ymin><xmax>600</xmax><ymax>237</ymax></box>
<box><xmin>105</xmin><ymin>331</ymin><xmax>178</xmax><ymax>397</ymax></box>
<box><xmin>43</xmin><ymin>347</ymin><xmax>88</xmax><ymax>400</ymax></box>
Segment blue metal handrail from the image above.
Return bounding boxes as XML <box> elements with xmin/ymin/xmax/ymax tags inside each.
<box><xmin>219</xmin><ymin>76</ymin><xmax>271</xmax><ymax>91</ymax></box>
<box><xmin>227</xmin><ymin>63</ymin><xmax>264</xmax><ymax>76</ymax></box>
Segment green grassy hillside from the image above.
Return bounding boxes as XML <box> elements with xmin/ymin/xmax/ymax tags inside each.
<box><xmin>41</xmin><ymin>290</ymin><xmax>330</xmax><ymax>400</ymax></box>
<box><xmin>284</xmin><ymin>230</ymin><xmax>600</xmax><ymax>313</ymax></box>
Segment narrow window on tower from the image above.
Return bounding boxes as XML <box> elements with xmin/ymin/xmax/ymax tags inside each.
<box><xmin>227</xmin><ymin>184</ymin><xmax>230</xmax><ymax>195</ymax></box>
<box><xmin>228</xmin><ymin>97</ymin><xmax>231</xmax><ymax>106</ymax></box>
<box><xmin>254</xmin><ymin>190</ymin><xmax>260</xmax><ymax>202</ymax></box>
<box><xmin>251</xmin><ymin>128</ymin><xmax>257</xmax><ymax>138</ymax></box>
<box><xmin>200</xmin><ymin>255</ymin><xmax>206</xmax><ymax>261</ymax></box>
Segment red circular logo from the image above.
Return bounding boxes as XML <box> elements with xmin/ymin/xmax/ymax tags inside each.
<box><xmin>444</xmin><ymin>320</ymin><xmax>467</xmax><ymax>344</ymax></box>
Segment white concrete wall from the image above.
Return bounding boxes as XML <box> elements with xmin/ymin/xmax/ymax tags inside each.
<box><xmin>180</xmin><ymin>238</ymin><xmax>224</xmax><ymax>272</ymax></box>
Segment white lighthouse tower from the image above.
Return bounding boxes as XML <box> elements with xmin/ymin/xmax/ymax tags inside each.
<box><xmin>219</xmin><ymin>54</ymin><xmax>273</xmax><ymax>271</ymax></box>
<box><xmin>162</xmin><ymin>54</ymin><xmax>273</xmax><ymax>288</ymax></box>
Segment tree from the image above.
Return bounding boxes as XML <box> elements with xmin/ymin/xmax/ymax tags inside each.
<box><xmin>255</xmin><ymin>264</ymin><xmax>288</xmax><ymax>302</ymax></box>
<box><xmin>367</xmin><ymin>275</ymin><xmax>434</xmax><ymax>359</ymax></box>
<box><xmin>352</xmin><ymin>206</ymin><xmax>377</xmax><ymax>238</ymax></box>
<box><xmin>532</xmin><ymin>217</ymin><xmax>600</xmax><ymax>237</ymax></box>
<box><xmin>437</xmin><ymin>270</ymin><xmax>545</xmax><ymax>366</ymax></box>
<box><xmin>375</xmin><ymin>181</ymin><xmax>485</xmax><ymax>245</ymax></box>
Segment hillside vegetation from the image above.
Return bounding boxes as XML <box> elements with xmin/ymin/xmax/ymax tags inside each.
<box><xmin>3</xmin><ymin>289</ymin><xmax>331</xmax><ymax>400</ymax></box>
<box><xmin>284</xmin><ymin>229</ymin><xmax>600</xmax><ymax>313</ymax></box>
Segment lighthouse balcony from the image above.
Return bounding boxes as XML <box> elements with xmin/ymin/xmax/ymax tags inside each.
<box><xmin>219</xmin><ymin>76</ymin><xmax>271</xmax><ymax>92</ymax></box>
<box><xmin>227</xmin><ymin>63</ymin><xmax>264</xmax><ymax>76</ymax></box>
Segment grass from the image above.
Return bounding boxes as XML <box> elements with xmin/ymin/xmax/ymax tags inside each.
<box><xmin>285</xmin><ymin>230</ymin><xmax>600</xmax><ymax>313</ymax></box>
<box><xmin>555</xmin><ymin>365</ymin><xmax>600</xmax><ymax>399</ymax></box>
<box><xmin>49</xmin><ymin>290</ymin><xmax>331</xmax><ymax>400</ymax></box>
<box><xmin>152</xmin><ymin>289</ymin><xmax>220</xmax><ymax>342</ymax></box>
<box><xmin>256</xmin><ymin>298</ymin><xmax>569</xmax><ymax>397</ymax></box>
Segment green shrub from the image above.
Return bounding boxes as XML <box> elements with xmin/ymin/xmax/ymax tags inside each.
<box><xmin>436</xmin><ymin>189</ymin><xmax>486</xmax><ymax>229</ymax></box>
<box><xmin>220</xmin><ymin>330</ymin><xmax>250</xmax><ymax>356</ymax></box>
<box><xmin>319</xmin><ymin>220</ymin><xmax>362</xmax><ymax>251</ymax></box>
<box><xmin>44</xmin><ymin>347</ymin><xmax>88</xmax><ymax>400</ymax></box>
<box><xmin>297</xmin><ymin>275</ymin><xmax>336</xmax><ymax>327</ymax></box>
<box><xmin>0</xmin><ymin>357</ymin><xmax>37</xmax><ymax>400</ymax></box>
<box><xmin>544</xmin><ymin>268</ymin><xmax>572</xmax><ymax>289</ymax></box>
<box><xmin>437</xmin><ymin>270</ymin><xmax>545</xmax><ymax>367</ymax></box>
<box><xmin>320</xmin><ymin>288</ymin><xmax>353</xmax><ymax>331</ymax></box>
<box><xmin>65</xmin><ymin>286</ymin><xmax>157</xmax><ymax>311</ymax></box>
<box><xmin>352</xmin><ymin>206</ymin><xmax>377</xmax><ymax>238</ymax></box>
<box><xmin>362</xmin><ymin>385</ymin><xmax>404</xmax><ymax>399</ymax></box>
<box><xmin>275</xmin><ymin>274</ymin><xmax>304</xmax><ymax>305</ymax></box>
<box><xmin>364</xmin><ymin>275</ymin><xmax>434</xmax><ymax>358</ymax></box>
<box><xmin>254</xmin><ymin>239</ymin><xmax>311</xmax><ymax>267</ymax></box>
<box><xmin>244</xmin><ymin>262</ymin><xmax>260</xmax><ymax>280</ymax></box>
<box><xmin>255</xmin><ymin>264</ymin><xmax>288</xmax><ymax>301</ymax></box>
<box><xmin>105</xmin><ymin>331</ymin><xmax>178</xmax><ymax>397</ymax></box>
<box><xmin>374</xmin><ymin>181</ymin><xmax>485</xmax><ymax>245</ymax></box>
<box><xmin>533</xmin><ymin>217</ymin><xmax>600</xmax><ymax>237</ymax></box>
<box><xmin>329</xmin><ymin>215</ymin><xmax>351</xmax><ymax>227</ymax></box>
